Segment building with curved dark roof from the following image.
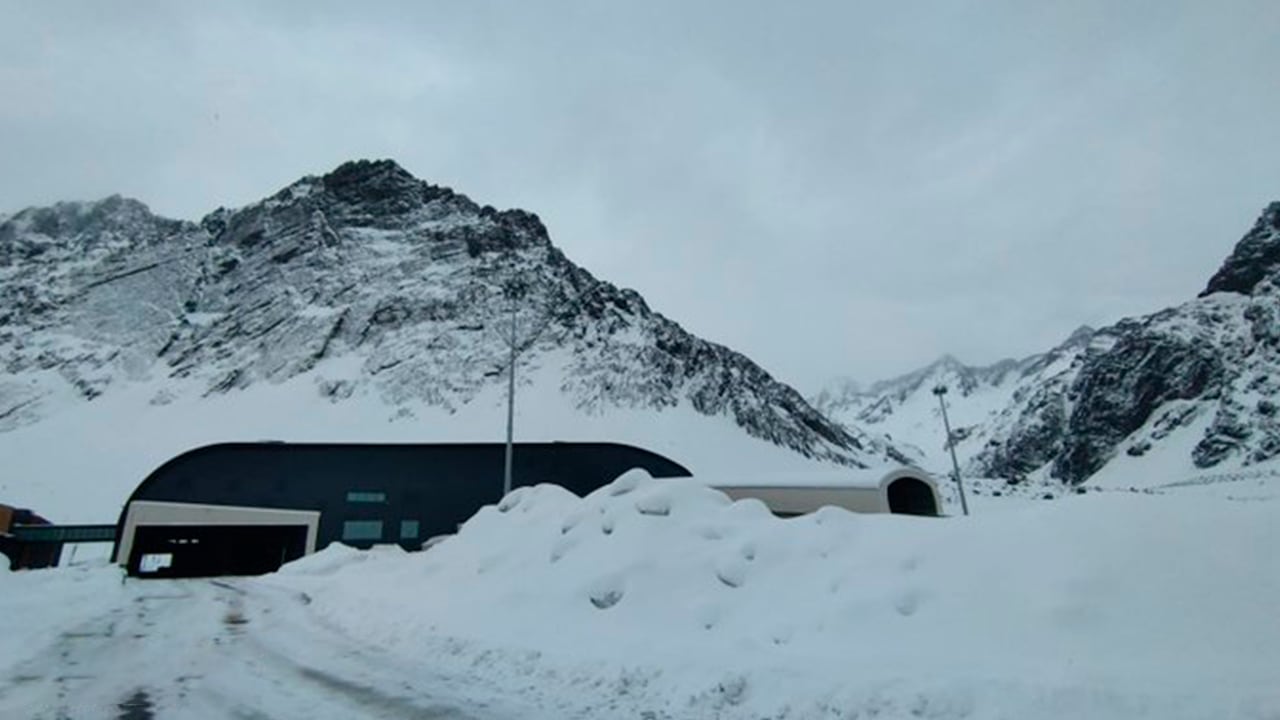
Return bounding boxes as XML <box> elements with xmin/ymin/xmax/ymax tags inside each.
<box><xmin>114</xmin><ymin>441</ymin><xmax>691</xmax><ymax>577</ymax></box>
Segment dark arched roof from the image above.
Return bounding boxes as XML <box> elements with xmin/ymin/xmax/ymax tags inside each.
<box><xmin>113</xmin><ymin>441</ymin><xmax>692</xmax><ymax>559</ymax></box>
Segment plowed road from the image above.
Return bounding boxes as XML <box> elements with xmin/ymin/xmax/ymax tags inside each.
<box><xmin>0</xmin><ymin>578</ymin><xmax>519</xmax><ymax>719</ymax></box>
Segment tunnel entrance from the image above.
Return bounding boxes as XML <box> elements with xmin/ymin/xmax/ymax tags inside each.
<box><xmin>127</xmin><ymin>524</ymin><xmax>308</xmax><ymax>578</ymax></box>
<box><xmin>886</xmin><ymin>477</ymin><xmax>939</xmax><ymax>516</ymax></box>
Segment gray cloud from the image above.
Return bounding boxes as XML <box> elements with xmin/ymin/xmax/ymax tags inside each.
<box><xmin>3</xmin><ymin>0</ymin><xmax>1278</xmax><ymax>390</ymax></box>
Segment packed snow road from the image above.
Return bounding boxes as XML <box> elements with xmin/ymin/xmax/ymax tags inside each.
<box><xmin>0</xmin><ymin>576</ymin><xmax>516</xmax><ymax>720</ymax></box>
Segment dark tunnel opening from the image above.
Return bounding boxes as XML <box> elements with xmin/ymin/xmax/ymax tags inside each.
<box><xmin>886</xmin><ymin>477</ymin><xmax>939</xmax><ymax>516</ymax></box>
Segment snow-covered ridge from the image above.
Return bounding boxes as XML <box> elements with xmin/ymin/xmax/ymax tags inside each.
<box><xmin>1202</xmin><ymin>200</ymin><xmax>1280</xmax><ymax>296</ymax></box>
<box><xmin>820</xmin><ymin>201</ymin><xmax>1280</xmax><ymax>487</ymax></box>
<box><xmin>813</xmin><ymin>327</ymin><xmax>1098</xmax><ymax>474</ymax></box>
<box><xmin>0</xmin><ymin>159</ymin><xmax>902</xmax><ymax>484</ymax></box>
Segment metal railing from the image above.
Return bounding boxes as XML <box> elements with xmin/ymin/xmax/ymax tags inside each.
<box><xmin>9</xmin><ymin>524</ymin><xmax>117</xmax><ymax>543</ymax></box>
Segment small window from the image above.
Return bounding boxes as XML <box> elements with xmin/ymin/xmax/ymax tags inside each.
<box><xmin>342</xmin><ymin>520</ymin><xmax>383</xmax><ymax>541</ymax></box>
<box><xmin>346</xmin><ymin>491</ymin><xmax>387</xmax><ymax>503</ymax></box>
<box><xmin>400</xmin><ymin>520</ymin><xmax>420</xmax><ymax>540</ymax></box>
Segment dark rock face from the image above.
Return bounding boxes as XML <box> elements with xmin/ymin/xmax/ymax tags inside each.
<box><xmin>976</xmin><ymin>293</ymin><xmax>1277</xmax><ymax>485</ymax></box>
<box><xmin>980</xmin><ymin>381</ymin><xmax>1069</xmax><ymax>479</ymax></box>
<box><xmin>0</xmin><ymin>160</ymin><xmax>897</xmax><ymax>468</ymax></box>
<box><xmin>1053</xmin><ymin>327</ymin><xmax>1226</xmax><ymax>482</ymax></box>
<box><xmin>828</xmin><ymin>202</ymin><xmax>1280</xmax><ymax>485</ymax></box>
<box><xmin>1202</xmin><ymin>202</ymin><xmax>1280</xmax><ymax>297</ymax></box>
<box><xmin>976</xmin><ymin>203</ymin><xmax>1280</xmax><ymax>483</ymax></box>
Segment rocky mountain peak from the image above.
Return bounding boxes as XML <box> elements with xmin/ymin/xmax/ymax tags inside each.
<box><xmin>931</xmin><ymin>354</ymin><xmax>964</xmax><ymax>372</ymax></box>
<box><xmin>906</xmin><ymin>203</ymin><xmax>1280</xmax><ymax>486</ymax></box>
<box><xmin>1201</xmin><ymin>201</ymin><xmax>1280</xmax><ymax>297</ymax></box>
<box><xmin>0</xmin><ymin>195</ymin><xmax>182</xmax><ymax>267</ymax></box>
<box><xmin>1062</xmin><ymin>325</ymin><xmax>1096</xmax><ymax>347</ymax></box>
<box><xmin>319</xmin><ymin>158</ymin><xmax>430</xmax><ymax>208</ymax></box>
<box><xmin>2</xmin><ymin>194</ymin><xmax>154</xmax><ymax>239</ymax></box>
<box><xmin>1</xmin><ymin>160</ymin><xmax>900</xmax><ymax>472</ymax></box>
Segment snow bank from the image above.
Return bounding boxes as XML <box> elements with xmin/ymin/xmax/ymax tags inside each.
<box><xmin>272</xmin><ymin>540</ymin><xmax>400</xmax><ymax>577</ymax></box>
<box><xmin>264</xmin><ymin>471</ymin><xmax>1280</xmax><ymax>719</ymax></box>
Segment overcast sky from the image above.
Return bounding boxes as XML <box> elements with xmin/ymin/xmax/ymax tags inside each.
<box><xmin>3</xmin><ymin>1</ymin><xmax>1279</xmax><ymax>391</ymax></box>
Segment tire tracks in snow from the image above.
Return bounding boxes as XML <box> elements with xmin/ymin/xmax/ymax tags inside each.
<box><xmin>0</xmin><ymin>578</ymin><xmax>503</xmax><ymax>719</ymax></box>
<box><xmin>220</xmin><ymin>579</ymin><xmax>492</xmax><ymax>719</ymax></box>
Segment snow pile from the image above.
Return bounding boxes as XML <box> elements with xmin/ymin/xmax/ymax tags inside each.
<box><xmin>272</xmin><ymin>540</ymin><xmax>407</xmax><ymax>577</ymax></box>
<box><xmin>263</xmin><ymin>470</ymin><xmax>1280</xmax><ymax>719</ymax></box>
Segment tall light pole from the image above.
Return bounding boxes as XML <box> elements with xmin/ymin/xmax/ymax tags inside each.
<box><xmin>502</xmin><ymin>280</ymin><xmax>521</xmax><ymax>497</ymax></box>
<box><xmin>932</xmin><ymin>384</ymin><xmax>970</xmax><ymax>516</ymax></box>
<box><xmin>496</xmin><ymin>266</ymin><xmax>598</xmax><ymax>499</ymax></box>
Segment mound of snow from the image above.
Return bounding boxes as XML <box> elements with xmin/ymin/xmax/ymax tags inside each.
<box><xmin>275</xmin><ymin>541</ymin><xmax>409</xmax><ymax>577</ymax></box>
<box><xmin>261</xmin><ymin>472</ymin><xmax>1280</xmax><ymax>718</ymax></box>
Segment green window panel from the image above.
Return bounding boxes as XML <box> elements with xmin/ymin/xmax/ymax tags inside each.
<box><xmin>346</xmin><ymin>491</ymin><xmax>387</xmax><ymax>503</ymax></box>
<box><xmin>342</xmin><ymin>520</ymin><xmax>383</xmax><ymax>541</ymax></box>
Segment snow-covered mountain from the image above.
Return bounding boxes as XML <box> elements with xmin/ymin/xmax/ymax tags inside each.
<box><xmin>813</xmin><ymin>328</ymin><xmax>1096</xmax><ymax>473</ymax></box>
<box><xmin>819</xmin><ymin>201</ymin><xmax>1280</xmax><ymax>487</ymax></box>
<box><xmin>0</xmin><ymin>160</ymin><xmax>905</xmax><ymax>518</ymax></box>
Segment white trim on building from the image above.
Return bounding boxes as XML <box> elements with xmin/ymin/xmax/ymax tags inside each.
<box><xmin>116</xmin><ymin>500</ymin><xmax>321</xmax><ymax>567</ymax></box>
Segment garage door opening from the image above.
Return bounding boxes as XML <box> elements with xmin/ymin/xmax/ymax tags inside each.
<box><xmin>128</xmin><ymin>524</ymin><xmax>308</xmax><ymax>578</ymax></box>
<box><xmin>886</xmin><ymin>477</ymin><xmax>939</xmax><ymax>516</ymax></box>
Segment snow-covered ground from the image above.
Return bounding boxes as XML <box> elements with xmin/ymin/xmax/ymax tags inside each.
<box><xmin>3</xmin><ymin>470</ymin><xmax>1277</xmax><ymax>719</ymax></box>
<box><xmin>0</xmin><ymin>562</ymin><xmax>526</xmax><ymax>718</ymax></box>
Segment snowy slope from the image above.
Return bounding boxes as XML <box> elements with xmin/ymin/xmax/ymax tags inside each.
<box><xmin>0</xmin><ymin>358</ymin><xmax>877</xmax><ymax>524</ymax></box>
<box><xmin>0</xmin><ymin>160</ymin><xmax>902</xmax><ymax>522</ymax></box>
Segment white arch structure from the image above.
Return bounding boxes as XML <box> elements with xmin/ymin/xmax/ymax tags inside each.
<box><xmin>707</xmin><ymin>466</ymin><xmax>943</xmax><ymax>517</ymax></box>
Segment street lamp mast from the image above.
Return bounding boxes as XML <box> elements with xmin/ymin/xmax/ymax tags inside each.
<box><xmin>932</xmin><ymin>384</ymin><xmax>970</xmax><ymax>516</ymax></box>
<box><xmin>496</xmin><ymin>265</ymin><xmax>598</xmax><ymax>499</ymax></box>
<box><xmin>502</xmin><ymin>294</ymin><xmax>517</xmax><ymax>497</ymax></box>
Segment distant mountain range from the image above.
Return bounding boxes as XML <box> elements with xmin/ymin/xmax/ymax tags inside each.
<box><xmin>817</xmin><ymin>201</ymin><xmax>1280</xmax><ymax>486</ymax></box>
<box><xmin>0</xmin><ymin>160</ymin><xmax>904</xmax><ymax>510</ymax></box>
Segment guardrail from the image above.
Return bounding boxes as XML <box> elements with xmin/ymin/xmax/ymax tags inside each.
<box><xmin>9</xmin><ymin>524</ymin><xmax>117</xmax><ymax>543</ymax></box>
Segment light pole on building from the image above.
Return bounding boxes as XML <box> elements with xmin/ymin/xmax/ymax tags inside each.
<box><xmin>932</xmin><ymin>384</ymin><xmax>970</xmax><ymax>516</ymax></box>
